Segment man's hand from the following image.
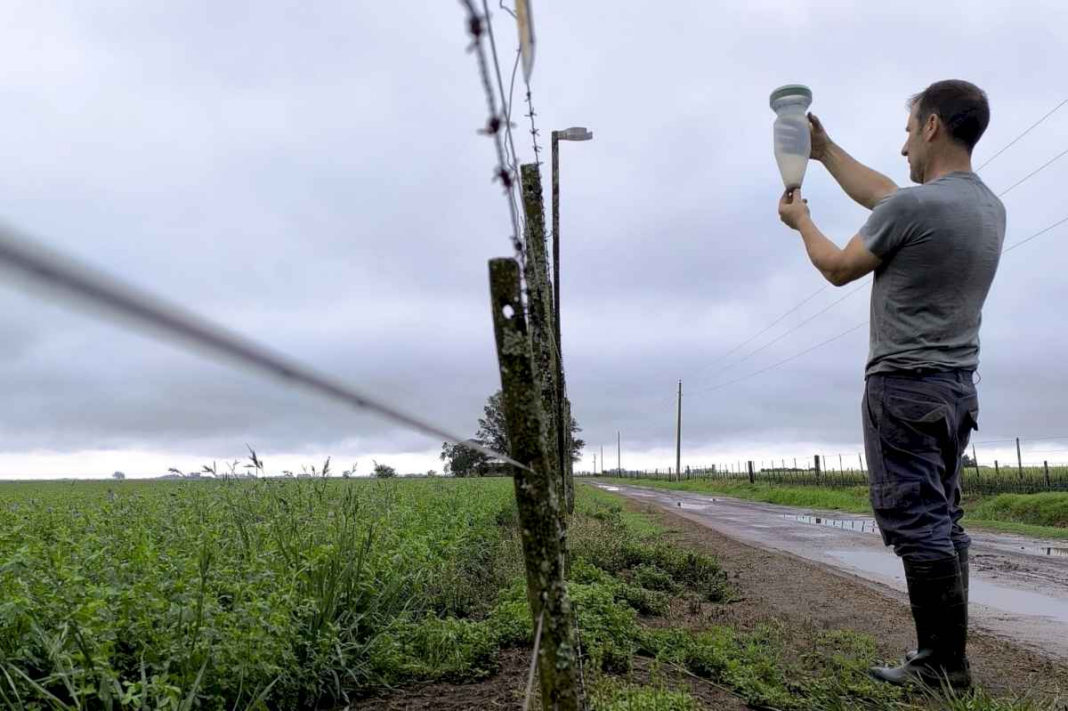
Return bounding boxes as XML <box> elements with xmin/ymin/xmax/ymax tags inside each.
<box><xmin>778</xmin><ymin>189</ymin><xmax>810</xmax><ymax>231</ymax></box>
<box><xmin>808</xmin><ymin>113</ymin><xmax>832</xmax><ymax>163</ymax></box>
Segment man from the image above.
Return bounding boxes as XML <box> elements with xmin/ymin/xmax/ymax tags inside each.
<box><xmin>777</xmin><ymin>80</ymin><xmax>1005</xmax><ymax>689</ymax></box>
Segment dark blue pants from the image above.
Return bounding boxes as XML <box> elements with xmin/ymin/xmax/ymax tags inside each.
<box><xmin>862</xmin><ymin>371</ymin><xmax>978</xmax><ymax>562</ymax></box>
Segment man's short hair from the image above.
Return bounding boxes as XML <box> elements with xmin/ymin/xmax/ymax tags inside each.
<box><xmin>909</xmin><ymin>80</ymin><xmax>990</xmax><ymax>153</ymax></box>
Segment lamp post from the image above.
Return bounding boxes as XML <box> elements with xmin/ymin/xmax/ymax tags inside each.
<box><xmin>550</xmin><ymin>126</ymin><xmax>593</xmax><ymax>356</ymax></box>
<box><xmin>550</xmin><ymin>127</ymin><xmax>592</xmax><ymax>497</ymax></box>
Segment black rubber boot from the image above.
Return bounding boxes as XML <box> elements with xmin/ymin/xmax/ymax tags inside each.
<box><xmin>903</xmin><ymin>548</ymin><xmax>969</xmax><ymax>663</ymax></box>
<box><xmin>905</xmin><ymin>547</ymin><xmax>969</xmax><ymax>662</ymax></box>
<box><xmin>870</xmin><ymin>554</ymin><xmax>971</xmax><ymax>689</ymax></box>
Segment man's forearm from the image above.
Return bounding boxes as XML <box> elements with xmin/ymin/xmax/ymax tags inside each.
<box><xmin>797</xmin><ymin>216</ymin><xmax>847</xmax><ymax>286</ymax></box>
<box><xmin>821</xmin><ymin>143</ymin><xmax>898</xmax><ymax>210</ymax></box>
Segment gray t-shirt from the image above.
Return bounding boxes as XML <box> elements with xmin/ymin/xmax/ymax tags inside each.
<box><xmin>860</xmin><ymin>172</ymin><xmax>1005</xmax><ymax>377</ymax></box>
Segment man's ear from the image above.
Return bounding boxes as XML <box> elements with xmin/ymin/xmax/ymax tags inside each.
<box><xmin>924</xmin><ymin>112</ymin><xmax>940</xmax><ymax>142</ymax></box>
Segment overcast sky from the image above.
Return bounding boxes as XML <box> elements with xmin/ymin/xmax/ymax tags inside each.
<box><xmin>2</xmin><ymin>1</ymin><xmax>1067</xmax><ymax>478</ymax></box>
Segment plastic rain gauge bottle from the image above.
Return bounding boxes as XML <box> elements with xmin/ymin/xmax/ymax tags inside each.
<box><xmin>769</xmin><ymin>84</ymin><xmax>813</xmax><ymax>191</ymax></box>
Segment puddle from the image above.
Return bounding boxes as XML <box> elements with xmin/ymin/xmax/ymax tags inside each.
<box><xmin>1017</xmin><ymin>546</ymin><xmax>1068</xmax><ymax>558</ymax></box>
<box><xmin>827</xmin><ymin>550</ymin><xmax>1068</xmax><ymax>624</ymax></box>
<box><xmin>602</xmin><ymin>486</ymin><xmax>620</xmax><ymax>492</ymax></box>
<box><xmin>784</xmin><ymin>514</ymin><xmax>880</xmax><ymax>535</ymax></box>
<box><xmin>676</xmin><ymin>502</ymin><xmax>709</xmax><ymax>510</ymax></box>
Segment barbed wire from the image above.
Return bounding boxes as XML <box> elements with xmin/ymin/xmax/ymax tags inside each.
<box><xmin>458</xmin><ymin>0</ymin><xmax>525</xmax><ymax>266</ymax></box>
<box><xmin>479</xmin><ymin>0</ymin><xmax>528</xmax><ymax>253</ymax></box>
<box><xmin>0</xmin><ymin>223</ymin><xmax>530</xmax><ymax>472</ymax></box>
<box><xmin>525</xmin><ymin>88</ymin><xmax>543</xmax><ymax>165</ymax></box>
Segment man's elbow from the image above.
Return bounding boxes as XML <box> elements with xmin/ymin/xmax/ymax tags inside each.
<box><xmin>826</xmin><ymin>266</ymin><xmax>859</xmax><ymax>287</ymax></box>
<box><xmin>865</xmin><ymin>184</ymin><xmax>898</xmax><ymax>210</ymax></box>
<box><xmin>826</xmin><ymin>271</ymin><xmax>850</xmax><ymax>287</ymax></box>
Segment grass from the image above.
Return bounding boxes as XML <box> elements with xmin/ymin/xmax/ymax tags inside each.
<box><xmin>0</xmin><ymin>476</ymin><xmax>1059</xmax><ymax>710</ymax></box>
<box><xmin>971</xmin><ymin>493</ymin><xmax>1068</xmax><ymax>529</ymax></box>
<box><xmin>596</xmin><ymin>477</ymin><xmax>1068</xmax><ymax>540</ymax></box>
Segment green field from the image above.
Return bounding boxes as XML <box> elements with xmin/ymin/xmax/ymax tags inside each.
<box><xmin>0</xmin><ymin>478</ymin><xmax>1057</xmax><ymax>710</ymax></box>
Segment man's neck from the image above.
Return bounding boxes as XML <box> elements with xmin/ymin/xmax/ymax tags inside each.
<box><xmin>923</xmin><ymin>149</ymin><xmax>974</xmax><ymax>184</ymax></box>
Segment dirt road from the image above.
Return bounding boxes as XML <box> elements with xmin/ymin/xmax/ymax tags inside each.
<box><xmin>592</xmin><ymin>481</ymin><xmax>1068</xmax><ymax>664</ymax></box>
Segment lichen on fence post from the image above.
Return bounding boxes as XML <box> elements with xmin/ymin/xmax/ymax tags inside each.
<box><xmin>520</xmin><ymin>163</ymin><xmax>573</xmax><ymax>525</ymax></box>
<box><xmin>488</xmin><ymin>257</ymin><xmax>580</xmax><ymax>711</ymax></box>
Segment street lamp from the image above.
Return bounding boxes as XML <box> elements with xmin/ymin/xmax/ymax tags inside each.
<box><xmin>550</xmin><ymin>126</ymin><xmax>592</xmax><ymax>355</ymax></box>
<box><xmin>551</xmin><ymin>125</ymin><xmax>592</xmax><ymax>509</ymax></box>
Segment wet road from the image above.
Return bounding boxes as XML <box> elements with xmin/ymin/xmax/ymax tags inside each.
<box><xmin>591</xmin><ymin>481</ymin><xmax>1068</xmax><ymax>661</ymax></box>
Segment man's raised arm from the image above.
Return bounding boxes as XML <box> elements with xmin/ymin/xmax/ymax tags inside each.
<box><xmin>810</xmin><ymin>113</ymin><xmax>898</xmax><ymax>210</ymax></box>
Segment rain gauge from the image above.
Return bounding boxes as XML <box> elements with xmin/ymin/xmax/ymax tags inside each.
<box><xmin>769</xmin><ymin>84</ymin><xmax>813</xmax><ymax>191</ymax></box>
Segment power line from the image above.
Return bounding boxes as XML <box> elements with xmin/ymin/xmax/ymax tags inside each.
<box><xmin>0</xmin><ymin>223</ymin><xmax>529</xmax><ymax>472</ymax></box>
<box><xmin>690</xmin><ymin>284</ymin><xmax>827</xmax><ymax>382</ymax></box>
<box><xmin>688</xmin><ymin>213</ymin><xmax>1068</xmax><ymax>394</ymax></box>
<box><xmin>692</xmin><ymin>321</ymin><xmax>868</xmax><ymax>395</ymax></box>
<box><xmin>674</xmin><ymin>99</ymin><xmax>1068</xmax><ymax>406</ymax></box>
<box><xmin>996</xmin><ymin>146</ymin><xmax>1068</xmax><ymax>198</ymax></box>
<box><xmin>1003</xmin><ymin>213</ymin><xmax>1068</xmax><ymax>253</ymax></box>
<box><xmin>977</xmin><ymin>98</ymin><xmax>1068</xmax><ymax>172</ymax></box>
<box><xmin>699</xmin><ymin>279</ymin><xmax>870</xmax><ymax>385</ymax></box>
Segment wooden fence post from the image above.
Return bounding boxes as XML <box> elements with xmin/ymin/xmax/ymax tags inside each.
<box><xmin>747</xmin><ymin>460</ymin><xmax>755</xmax><ymax>484</ymax></box>
<box><xmin>488</xmin><ymin>258</ymin><xmax>580</xmax><ymax>711</ymax></box>
<box><xmin>814</xmin><ymin>454</ymin><xmax>821</xmax><ymax>485</ymax></box>
<box><xmin>520</xmin><ymin>163</ymin><xmax>573</xmax><ymax>521</ymax></box>
<box><xmin>1045</xmin><ymin>461</ymin><xmax>1052</xmax><ymax>490</ymax></box>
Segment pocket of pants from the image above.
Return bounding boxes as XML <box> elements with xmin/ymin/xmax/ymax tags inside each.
<box><xmin>870</xmin><ymin>480</ymin><xmax>921</xmax><ymax>509</ymax></box>
<box><xmin>881</xmin><ymin>391</ymin><xmax>951</xmax><ymax>451</ymax></box>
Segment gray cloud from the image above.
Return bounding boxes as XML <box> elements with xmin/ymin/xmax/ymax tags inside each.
<box><xmin>1</xmin><ymin>1</ymin><xmax>1067</xmax><ymax>475</ymax></box>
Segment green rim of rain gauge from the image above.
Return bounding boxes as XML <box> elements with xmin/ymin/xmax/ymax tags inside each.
<box><xmin>769</xmin><ymin>84</ymin><xmax>813</xmax><ymax>109</ymax></box>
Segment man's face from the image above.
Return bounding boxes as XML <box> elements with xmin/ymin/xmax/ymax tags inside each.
<box><xmin>901</xmin><ymin>105</ymin><xmax>926</xmax><ymax>184</ymax></box>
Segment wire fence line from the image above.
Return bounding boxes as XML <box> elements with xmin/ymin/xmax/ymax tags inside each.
<box><xmin>587</xmin><ymin>436</ymin><xmax>1068</xmax><ymax>496</ymax></box>
<box><xmin>0</xmin><ymin>2</ymin><xmax>562</xmax><ymax>481</ymax></box>
<box><xmin>460</xmin><ymin>0</ymin><xmax>525</xmax><ymax>267</ymax></box>
<box><xmin>479</xmin><ymin>0</ymin><xmax>528</xmax><ymax>249</ymax></box>
<box><xmin>0</xmin><ymin>223</ymin><xmax>527</xmax><ymax>472</ymax></box>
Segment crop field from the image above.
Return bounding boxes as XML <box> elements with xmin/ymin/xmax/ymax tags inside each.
<box><xmin>0</xmin><ymin>477</ymin><xmax>1056</xmax><ymax>710</ymax></box>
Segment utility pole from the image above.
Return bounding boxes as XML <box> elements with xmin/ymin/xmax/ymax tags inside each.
<box><xmin>675</xmin><ymin>380</ymin><xmax>682</xmax><ymax>483</ymax></box>
<box><xmin>617</xmin><ymin>431</ymin><xmax>621</xmax><ymax>475</ymax></box>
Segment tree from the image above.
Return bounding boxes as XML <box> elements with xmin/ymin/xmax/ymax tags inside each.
<box><xmin>475</xmin><ymin>391</ymin><xmax>509</xmax><ymax>454</ymax></box>
<box><xmin>962</xmin><ymin>453</ymin><xmax>976</xmax><ymax>468</ymax></box>
<box><xmin>440</xmin><ymin>440</ymin><xmax>491</xmax><ymax>477</ymax></box>
<box><xmin>476</xmin><ymin>390</ymin><xmax>585</xmax><ymax>463</ymax></box>
<box><xmin>372</xmin><ymin>460</ymin><xmax>397</xmax><ymax>479</ymax></box>
<box><xmin>112</xmin><ymin>471</ymin><xmax>126</xmax><ymax>481</ymax></box>
<box><xmin>568</xmin><ymin>416</ymin><xmax>586</xmax><ymax>464</ymax></box>
<box><xmin>438</xmin><ymin>390</ymin><xmax>587</xmax><ymax>475</ymax></box>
